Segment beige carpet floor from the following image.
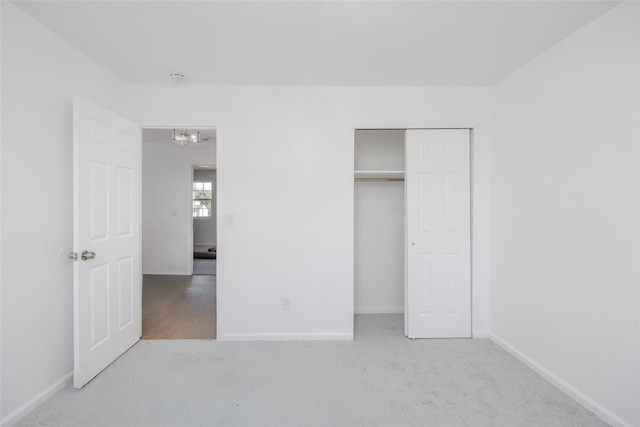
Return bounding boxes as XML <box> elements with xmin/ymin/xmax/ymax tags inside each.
<box><xmin>16</xmin><ymin>315</ymin><xmax>606</xmax><ymax>427</ymax></box>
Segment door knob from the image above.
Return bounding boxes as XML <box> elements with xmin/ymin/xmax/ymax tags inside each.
<box><xmin>81</xmin><ymin>250</ymin><xmax>96</xmax><ymax>261</ymax></box>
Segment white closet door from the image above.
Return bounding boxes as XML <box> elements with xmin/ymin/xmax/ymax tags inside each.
<box><xmin>405</xmin><ymin>129</ymin><xmax>471</xmax><ymax>338</ymax></box>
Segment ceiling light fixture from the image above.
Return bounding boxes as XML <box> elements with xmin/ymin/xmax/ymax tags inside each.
<box><xmin>172</xmin><ymin>129</ymin><xmax>200</xmax><ymax>145</ymax></box>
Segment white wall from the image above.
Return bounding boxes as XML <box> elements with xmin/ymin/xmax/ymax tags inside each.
<box><xmin>354</xmin><ymin>182</ymin><xmax>404</xmax><ymax>313</ymax></box>
<box><xmin>3</xmin><ymin>1</ymin><xmax>637</xmax><ymax>424</ymax></box>
<box><xmin>0</xmin><ymin>2</ymin><xmax>126</xmax><ymax>423</ymax></box>
<box><xmin>354</xmin><ymin>130</ymin><xmax>405</xmax><ymax>314</ymax></box>
<box><xmin>142</xmin><ymin>138</ymin><xmax>215</xmax><ymax>275</ymax></box>
<box><xmin>126</xmin><ymin>85</ymin><xmax>492</xmax><ymax>340</ymax></box>
<box><xmin>491</xmin><ymin>2</ymin><xmax>639</xmax><ymax>426</ymax></box>
<box><xmin>193</xmin><ymin>169</ymin><xmax>217</xmax><ymax>246</ymax></box>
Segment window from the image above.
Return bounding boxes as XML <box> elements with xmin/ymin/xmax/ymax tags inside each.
<box><xmin>193</xmin><ymin>181</ymin><xmax>213</xmax><ymax>217</ymax></box>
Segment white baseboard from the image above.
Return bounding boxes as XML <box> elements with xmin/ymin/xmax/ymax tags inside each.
<box><xmin>1</xmin><ymin>371</ymin><xmax>72</xmax><ymax>427</ymax></box>
<box><xmin>489</xmin><ymin>332</ymin><xmax>632</xmax><ymax>427</ymax></box>
<box><xmin>472</xmin><ymin>330</ymin><xmax>491</xmax><ymax>338</ymax></box>
<box><xmin>221</xmin><ymin>332</ymin><xmax>353</xmax><ymax>341</ymax></box>
<box><xmin>142</xmin><ymin>270</ymin><xmax>191</xmax><ymax>276</ymax></box>
<box><xmin>354</xmin><ymin>307</ymin><xmax>404</xmax><ymax>314</ymax></box>
<box><xmin>193</xmin><ymin>242</ymin><xmax>215</xmax><ymax>247</ymax></box>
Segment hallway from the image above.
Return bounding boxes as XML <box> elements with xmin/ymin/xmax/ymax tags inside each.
<box><xmin>142</xmin><ymin>273</ymin><xmax>216</xmax><ymax>339</ymax></box>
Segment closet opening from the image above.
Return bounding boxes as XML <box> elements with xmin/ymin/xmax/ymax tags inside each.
<box><xmin>354</xmin><ymin>128</ymin><xmax>472</xmax><ymax>339</ymax></box>
<box><xmin>354</xmin><ymin>129</ymin><xmax>406</xmax><ymax>323</ymax></box>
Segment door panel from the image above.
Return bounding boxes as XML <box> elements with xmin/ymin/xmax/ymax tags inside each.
<box><xmin>117</xmin><ymin>257</ymin><xmax>134</xmax><ymax>330</ymax></box>
<box><xmin>89</xmin><ymin>264</ymin><xmax>109</xmax><ymax>347</ymax></box>
<box><xmin>73</xmin><ymin>96</ymin><xmax>141</xmax><ymax>388</ymax></box>
<box><xmin>116</xmin><ymin>166</ymin><xmax>133</xmax><ymax>236</ymax></box>
<box><xmin>406</xmin><ymin>129</ymin><xmax>471</xmax><ymax>338</ymax></box>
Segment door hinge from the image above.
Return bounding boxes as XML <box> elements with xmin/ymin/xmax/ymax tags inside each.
<box><xmin>68</xmin><ymin>252</ymin><xmax>78</xmax><ymax>261</ymax></box>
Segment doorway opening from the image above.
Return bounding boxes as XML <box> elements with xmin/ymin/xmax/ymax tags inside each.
<box><xmin>140</xmin><ymin>127</ymin><xmax>217</xmax><ymax>340</ymax></box>
<box><xmin>354</xmin><ymin>129</ymin><xmax>406</xmax><ymax>317</ymax></box>
<box><xmin>192</xmin><ymin>166</ymin><xmax>217</xmax><ymax>276</ymax></box>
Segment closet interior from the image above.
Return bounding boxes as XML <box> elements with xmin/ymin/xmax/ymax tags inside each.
<box><xmin>354</xmin><ymin>129</ymin><xmax>406</xmax><ymax>315</ymax></box>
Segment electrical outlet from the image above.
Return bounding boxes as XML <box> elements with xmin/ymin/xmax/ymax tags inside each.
<box><xmin>281</xmin><ymin>297</ymin><xmax>291</xmax><ymax>311</ymax></box>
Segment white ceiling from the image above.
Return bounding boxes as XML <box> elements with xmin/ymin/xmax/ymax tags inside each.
<box><xmin>12</xmin><ymin>0</ymin><xmax>619</xmax><ymax>86</ymax></box>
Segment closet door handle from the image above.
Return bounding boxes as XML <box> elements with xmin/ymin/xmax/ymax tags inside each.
<box><xmin>81</xmin><ymin>250</ymin><xmax>96</xmax><ymax>261</ymax></box>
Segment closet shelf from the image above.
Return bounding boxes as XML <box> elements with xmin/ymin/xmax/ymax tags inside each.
<box><xmin>354</xmin><ymin>170</ymin><xmax>404</xmax><ymax>180</ymax></box>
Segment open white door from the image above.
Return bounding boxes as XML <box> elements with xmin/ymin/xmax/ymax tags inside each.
<box><xmin>72</xmin><ymin>96</ymin><xmax>141</xmax><ymax>388</ymax></box>
<box><xmin>405</xmin><ymin>129</ymin><xmax>471</xmax><ymax>338</ymax></box>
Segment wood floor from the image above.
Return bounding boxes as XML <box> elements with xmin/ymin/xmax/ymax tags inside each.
<box><xmin>142</xmin><ymin>268</ymin><xmax>216</xmax><ymax>339</ymax></box>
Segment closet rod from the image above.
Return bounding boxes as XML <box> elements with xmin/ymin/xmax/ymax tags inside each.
<box><xmin>354</xmin><ymin>178</ymin><xmax>404</xmax><ymax>183</ymax></box>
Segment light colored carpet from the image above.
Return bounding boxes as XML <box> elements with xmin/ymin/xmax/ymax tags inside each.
<box><xmin>16</xmin><ymin>315</ymin><xmax>605</xmax><ymax>427</ymax></box>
